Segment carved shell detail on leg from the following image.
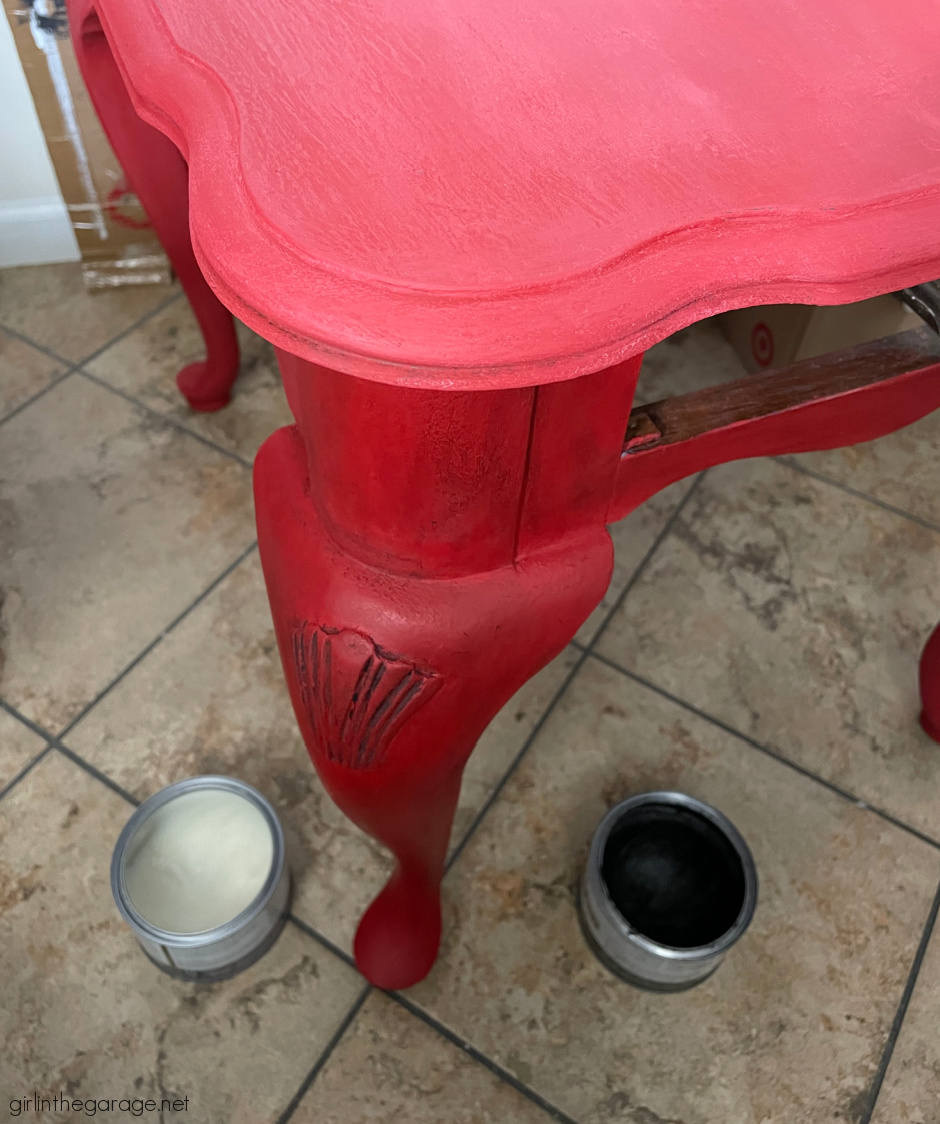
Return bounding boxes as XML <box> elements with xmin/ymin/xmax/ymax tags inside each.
<box><xmin>291</xmin><ymin>622</ymin><xmax>443</xmax><ymax>770</ymax></box>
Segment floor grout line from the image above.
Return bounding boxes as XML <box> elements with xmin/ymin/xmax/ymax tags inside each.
<box><xmin>387</xmin><ymin>991</ymin><xmax>581</xmax><ymax>1124</ymax></box>
<box><xmin>0</xmin><ymin>289</ymin><xmax>185</xmax><ymax>433</ymax></box>
<box><xmin>76</xmin><ymin>290</ymin><xmax>184</xmax><ymax>368</ymax></box>
<box><xmin>54</xmin><ymin>744</ymin><xmax>140</xmax><ymax>807</ymax></box>
<box><xmin>0</xmin><ymin>696</ymin><xmax>59</xmax><ymax>744</ymax></box>
<box><xmin>0</xmin><ymin>695</ymin><xmax>141</xmax><ymax>807</ymax></box>
<box><xmin>0</xmin><ymin>744</ymin><xmax>55</xmax><ymax>804</ymax></box>
<box><xmin>289</xmin><ymin>895</ymin><xmax>580</xmax><ymax>1120</ymax></box>
<box><xmin>446</xmin><ymin>472</ymin><xmax>708</xmax><ymax>875</ymax></box>
<box><xmin>0</xmin><ymin>544</ymin><xmax>258</xmax><ymax>817</ymax></box>
<box><xmin>77</xmin><ymin>368</ymin><xmax>254</xmax><ymax>471</ymax></box>
<box><xmin>287</xmin><ymin>914</ymin><xmax>358</xmax><ymax>971</ymax></box>
<box><xmin>587</xmin><ymin>470</ymin><xmax>706</xmax><ymax>654</ymax></box>
<box><xmin>275</xmin><ymin>984</ymin><xmax>372</xmax><ymax>1124</ymax></box>
<box><xmin>860</xmin><ymin>873</ymin><xmax>940</xmax><ymax>1124</ymax></box>
<box><xmin>0</xmin><ymin>369</ymin><xmax>78</xmax><ymax>431</ymax></box>
<box><xmin>0</xmin><ymin>321</ymin><xmax>81</xmax><ymax>367</ymax></box>
<box><xmin>775</xmin><ymin>455</ymin><xmax>940</xmax><ymax>536</ymax></box>
<box><xmin>56</xmin><ymin>541</ymin><xmax>258</xmax><ymax>743</ymax></box>
<box><xmin>445</xmin><ymin>646</ymin><xmax>591</xmax><ymax>874</ymax></box>
<box><xmin>584</xmin><ymin>646</ymin><xmax>940</xmax><ymax>853</ymax></box>
<box><xmin>0</xmin><ymin>287</ymin><xmax>183</xmax><ymax>371</ymax></box>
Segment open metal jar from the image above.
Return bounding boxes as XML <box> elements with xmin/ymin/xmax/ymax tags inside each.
<box><xmin>579</xmin><ymin>791</ymin><xmax>758</xmax><ymax>991</ymax></box>
<box><xmin>111</xmin><ymin>776</ymin><xmax>291</xmax><ymax>982</ymax></box>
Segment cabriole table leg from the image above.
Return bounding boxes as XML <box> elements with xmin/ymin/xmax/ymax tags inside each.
<box><xmin>254</xmin><ymin>351</ymin><xmax>642</xmax><ymax>987</ymax></box>
<box><xmin>70</xmin><ymin>1</ymin><xmax>240</xmax><ymax>411</ymax></box>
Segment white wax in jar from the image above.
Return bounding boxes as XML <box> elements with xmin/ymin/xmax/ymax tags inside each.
<box><xmin>123</xmin><ymin>788</ymin><xmax>274</xmax><ymax>934</ymax></box>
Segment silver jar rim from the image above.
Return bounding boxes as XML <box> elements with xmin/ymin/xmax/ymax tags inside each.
<box><xmin>585</xmin><ymin>791</ymin><xmax>758</xmax><ymax>962</ymax></box>
<box><xmin>111</xmin><ymin>775</ymin><xmax>286</xmax><ymax>948</ymax></box>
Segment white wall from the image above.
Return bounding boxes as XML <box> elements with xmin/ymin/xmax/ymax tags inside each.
<box><xmin>0</xmin><ymin>12</ymin><xmax>80</xmax><ymax>267</ymax></box>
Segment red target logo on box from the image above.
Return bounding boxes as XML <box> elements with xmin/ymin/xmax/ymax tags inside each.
<box><xmin>750</xmin><ymin>322</ymin><xmax>774</xmax><ymax>368</ymax></box>
<box><xmin>105</xmin><ymin>180</ymin><xmax>151</xmax><ymax>230</ymax></box>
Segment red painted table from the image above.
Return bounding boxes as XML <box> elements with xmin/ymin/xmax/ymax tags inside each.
<box><xmin>71</xmin><ymin>0</ymin><xmax>940</xmax><ymax>988</ymax></box>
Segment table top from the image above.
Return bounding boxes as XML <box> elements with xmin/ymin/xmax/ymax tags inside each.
<box><xmin>99</xmin><ymin>0</ymin><xmax>940</xmax><ymax>388</ymax></box>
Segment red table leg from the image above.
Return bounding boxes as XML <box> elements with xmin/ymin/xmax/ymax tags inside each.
<box><xmin>255</xmin><ymin>351</ymin><xmax>642</xmax><ymax>988</ymax></box>
<box><xmin>70</xmin><ymin>2</ymin><xmax>239</xmax><ymax>411</ymax></box>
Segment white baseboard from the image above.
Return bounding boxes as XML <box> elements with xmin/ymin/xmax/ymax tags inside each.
<box><xmin>0</xmin><ymin>197</ymin><xmax>81</xmax><ymax>268</ymax></box>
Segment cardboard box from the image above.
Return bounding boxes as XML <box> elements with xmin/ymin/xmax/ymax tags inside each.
<box><xmin>4</xmin><ymin>0</ymin><xmax>169</xmax><ymax>288</ymax></box>
<box><xmin>718</xmin><ymin>296</ymin><xmax>923</xmax><ymax>374</ymax></box>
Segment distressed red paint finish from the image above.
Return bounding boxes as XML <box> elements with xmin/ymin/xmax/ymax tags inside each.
<box><xmin>73</xmin><ymin>0</ymin><xmax>940</xmax><ymax>388</ymax></box>
<box><xmin>72</xmin><ymin>0</ymin><xmax>940</xmax><ymax>986</ymax></box>
<box><xmin>254</xmin><ymin>352</ymin><xmax>638</xmax><ymax>986</ymax></box>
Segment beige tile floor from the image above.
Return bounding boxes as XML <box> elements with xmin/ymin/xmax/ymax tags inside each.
<box><xmin>1</xmin><ymin>264</ymin><xmax>939</xmax><ymax>1124</ymax></box>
